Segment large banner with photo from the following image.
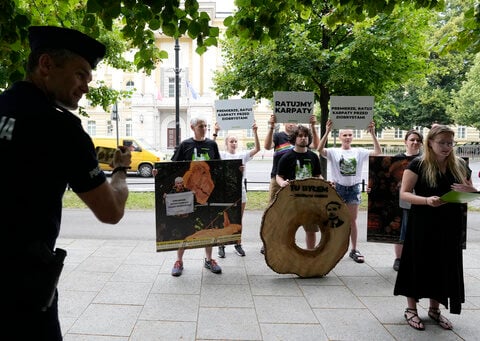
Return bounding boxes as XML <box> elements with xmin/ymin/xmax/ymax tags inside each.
<box><xmin>154</xmin><ymin>159</ymin><xmax>243</xmax><ymax>252</ymax></box>
<box><xmin>367</xmin><ymin>155</ymin><xmax>467</xmax><ymax>248</ymax></box>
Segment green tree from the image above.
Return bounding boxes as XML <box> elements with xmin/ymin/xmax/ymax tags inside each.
<box><xmin>375</xmin><ymin>0</ymin><xmax>474</xmax><ymax>130</ymax></box>
<box><xmin>214</xmin><ymin>2</ymin><xmax>432</xmax><ymax>126</ymax></box>
<box><xmin>450</xmin><ymin>54</ymin><xmax>480</xmax><ymax>130</ymax></box>
<box><xmin>225</xmin><ymin>0</ymin><xmax>479</xmax><ymax>53</ymax></box>
<box><xmin>214</xmin><ymin>2</ymin><xmax>432</xmax><ymax>176</ymax></box>
<box><xmin>0</xmin><ymin>0</ymin><xmax>219</xmax><ymax>112</ymax></box>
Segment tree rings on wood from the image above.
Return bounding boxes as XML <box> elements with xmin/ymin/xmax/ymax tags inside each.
<box><xmin>261</xmin><ymin>178</ymin><xmax>350</xmax><ymax>277</ymax></box>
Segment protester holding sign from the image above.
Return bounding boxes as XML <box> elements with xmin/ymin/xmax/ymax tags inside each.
<box><xmin>169</xmin><ymin>117</ymin><xmax>222</xmax><ymax>276</ymax></box>
<box><xmin>394</xmin><ymin>125</ymin><xmax>476</xmax><ymax>331</ymax></box>
<box><xmin>214</xmin><ymin>122</ymin><xmax>260</xmax><ymax>257</ymax></box>
<box><xmin>392</xmin><ymin>130</ymin><xmax>423</xmax><ymax>271</ymax></box>
<box><xmin>318</xmin><ymin>119</ymin><xmax>381</xmax><ymax>263</ymax></box>
<box><xmin>261</xmin><ymin>114</ymin><xmax>319</xmax><ymax>254</ymax></box>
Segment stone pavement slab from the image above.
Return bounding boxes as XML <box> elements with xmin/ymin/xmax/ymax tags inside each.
<box><xmin>57</xmin><ymin>210</ymin><xmax>480</xmax><ymax>340</ymax></box>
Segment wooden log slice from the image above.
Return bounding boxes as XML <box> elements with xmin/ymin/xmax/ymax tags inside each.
<box><xmin>261</xmin><ymin>178</ymin><xmax>351</xmax><ymax>277</ymax></box>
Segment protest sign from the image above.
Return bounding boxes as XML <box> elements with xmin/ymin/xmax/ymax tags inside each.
<box><xmin>330</xmin><ymin>96</ymin><xmax>374</xmax><ymax>130</ymax></box>
<box><xmin>154</xmin><ymin>159</ymin><xmax>242</xmax><ymax>251</ymax></box>
<box><xmin>273</xmin><ymin>91</ymin><xmax>314</xmax><ymax>123</ymax></box>
<box><xmin>165</xmin><ymin>191</ymin><xmax>194</xmax><ymax>216</ymax></box>
<box><xmin>215</xmin><ymin>99</ymin><xmax>255</xmax><ymax>130</ymax></box>
<box><xmin>367</xmin><ymin>155</ymin><xmax>467</xmax><ymax>248</ymax></box>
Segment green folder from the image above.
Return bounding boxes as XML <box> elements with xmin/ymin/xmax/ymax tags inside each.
<box><xmin>440</xmin><ymin>191</ymin><xmax>480</xmax><ymax>203</ymax></box>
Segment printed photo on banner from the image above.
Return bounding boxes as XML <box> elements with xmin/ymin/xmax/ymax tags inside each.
<box><xmin>154</xmin><ymin>159</ymin><xmax>243</xmax><ymax>252</ymax></box>
<box><xmin>367</xmin><ymin>155</ymin><xmax>467</xmax><ymax>248</ymax></box>
<box><xmin>214</xmin><ymin>98</ymin><xmax>255</xmax><ymax>130</ymax></box>
<box><xmin>273</xmin><ymin>91</ymin><xmax>314</xmax><ymax>123</ymax></box>
<box><xmin>330</xmin><ymin>96</ymin><xmax>374</xmax><ymax>130</ymax></box>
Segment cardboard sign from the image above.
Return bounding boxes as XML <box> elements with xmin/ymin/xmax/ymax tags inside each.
<box><xmin>154</xmin><ymin>159</ymin><xmax>242</xmax><ymax>251</ymax></box>
<box><xmin>330</xmin><ymin>96</ymin><xmax>374</xmax><ymax>130</ymax></box>
<box><xmin>165</xmin><ymin>191</ymin><xmax>194</xmax><ymax>216</ymax></box>
<box><xmin>273</xmin><ymin>91</ymin><xmax>314</xmax><ymax>123</ymax></box>
<box><xmin>214</xmin><ymin>99</ymin><xmax>255</xmax><ymax>130</ymax></box>
<box><xmin>367</xmin><ymin>155</ymin><xmax>467</xmax><ymax>249</ymax></box>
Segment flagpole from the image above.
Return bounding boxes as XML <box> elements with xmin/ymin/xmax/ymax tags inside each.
<box><xmin>175</xmin><ymin>38</ymin><xmax>181</xmax><ymax>146</ymax></box>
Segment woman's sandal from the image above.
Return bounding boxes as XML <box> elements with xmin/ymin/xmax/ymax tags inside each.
<box><xmin>428</xmin><ymin>308</ymin><xmax>453</xmax><ymax>330</ymax></box>
<box><xmin>404</xmin><ymin>308</ymin><xmax>425</xmax><ymax>331</ymax></box>
<box><xmin>349</xmin><ymin>249</ymin><xmax>364</xmax><ymax>263</ymax></box>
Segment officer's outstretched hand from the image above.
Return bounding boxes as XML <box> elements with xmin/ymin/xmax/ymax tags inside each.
<box><xmin>110</xmin><ymin>146</ymin><xmax>132</xmax><ymax>168</ymax></box>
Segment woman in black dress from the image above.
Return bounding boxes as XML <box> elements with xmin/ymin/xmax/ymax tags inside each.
<box><xmin>394</xmin><ymin>125</ymin><xmax>477</xmax><ymax>331</ymax></box>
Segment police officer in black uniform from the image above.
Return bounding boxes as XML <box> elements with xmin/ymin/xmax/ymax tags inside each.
<box><xmin>0</xmin><ymin>26</ymin><xmax>132</xmax><ymax>340</ymax></box>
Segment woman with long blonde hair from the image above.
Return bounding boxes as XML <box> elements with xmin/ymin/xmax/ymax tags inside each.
<box><xmin>394</xmin><ymin>125</ymin><xmax>476</xmax><ymax>331</ymax></box>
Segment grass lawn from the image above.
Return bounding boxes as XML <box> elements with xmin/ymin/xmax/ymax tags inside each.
<box><xmin>63</xmin><ymin>190</ymin><xmax>480</xmax><ymax>212</ymax></box>
<box><xmin>62</xmin><ymin>190</ymin><xmax>369</xmax><ymax>211</ymax></box>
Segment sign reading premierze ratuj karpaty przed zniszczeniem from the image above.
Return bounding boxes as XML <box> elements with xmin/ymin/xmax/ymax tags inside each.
<box><xmin>273</xmin><ymin>91</ymin><xmax>314</xmax><ymax>123</ymax></box>
<box><xmin>330</xmin><ymin>96</ymin><xmax>374</xmax><ymax>130</ymax></box>
<box><xmin>214</xmin><ymin>98</ymin><xmax>255</xmax><ymax>130</ymax></box>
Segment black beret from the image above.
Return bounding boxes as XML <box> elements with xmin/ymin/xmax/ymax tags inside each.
<box><xmin>28</xmin><ymin>26</ymin><xmax>106</xmax><ymax>69</ymax></box>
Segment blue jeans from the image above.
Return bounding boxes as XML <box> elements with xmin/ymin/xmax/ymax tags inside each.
<box><xmin>335</xmin><ymin>183</ymin><xmax>361</xmax><ymax>204</ymax></box>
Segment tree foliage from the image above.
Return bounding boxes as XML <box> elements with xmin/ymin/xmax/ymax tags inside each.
<box><xmin>449</xmin><ymin>54</ymin><xmax>480</xmax><ymax>130</ymax></box>
<box><xmin>225</xmin><ymin>0</ymin><xmax>480</xmax><ymax>54</ymax></box>
<box><xmin>0</xmin><ymin>0</ymin><xmax>219</xmax><ymax>112</ymax></box>
<box><xmin>214</xmin><ymin>2</ymin><xmax>432</xmax><ymax>127</ymax></box>
<box><xmin>375</xmin><ymin>0</ymin><xmax>474</xmax><ymax>130</ymax></box>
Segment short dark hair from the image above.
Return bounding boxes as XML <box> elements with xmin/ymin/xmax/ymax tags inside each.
<box><xmin>326</xmin><ymin>201</ymin><xmax>342</xmax><ymax>208</ymax></box>
<box><xmin>405</xmin><ymin>129</ymin><xmax>423</xmax><ymax>143</ymax></box>
<box><xmin>26</xmin><ymin>48</ymin><xmax>75</xmax><ymax>74</ymax></box>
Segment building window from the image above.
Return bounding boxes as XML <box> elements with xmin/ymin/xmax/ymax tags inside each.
<box><xmin>394</xmin><ymin>128</ymin><xmax>403</xmax><ymax>139</ymax></box>
<box><xmin>168</xmin><ymin>77</ymin><xmax>182</xmax><ymax>97</ymax></box>
<box><xmin>376</xmin><ymin>129</ymin><xmax>383</xmax><ymax>139</ymax></box>
<box><xmin>457</xmin><ymin>126</ymin><xmax>466</xmax><ymax>139</ymax></box>
<box><xmin>353</xmin><ymin>129</ymin><xmax>361</xmax><ymax>139</ymax></box>
<box><xmin>246</xmin><ymin>128</ymin><xmax>253</xmax><ymax>138</ymax></box>
<box><xmin>87</xmin><ymin>120</ymin><xmax>96</xmax><ymax>135</ymax></box>
<box><xmin>168</xmin><ymin>77</ymin><xmax>174</xmax><ymax>97</ymax></box>
<box><xmin>107</xmin><ymin>120</ymin><xmax>113</xmax><ymax>135</ymax></box>
<box><xmin>126</xmin><ymin>80</ymin><xmax>134</xmax><ymax>91</ymax></box>
<box><xmin>126</xmin><ymin>119</ymin><xmax>132</xmax><ymax>136</ymax></box>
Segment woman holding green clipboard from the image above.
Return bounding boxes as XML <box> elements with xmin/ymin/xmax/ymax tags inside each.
<box><xmin>394</xmin><ymin>124</ymin><xmax>477</xmax><ymax>331</ymax></box>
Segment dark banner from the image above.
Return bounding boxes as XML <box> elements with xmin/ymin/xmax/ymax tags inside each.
<box><xmin>367</xmin><ymin>156</ymin><xmax>467</xmax><ymax>248</ymax></box>
<box><xmin>367</xmin><ymin>155</ymin><xmax>414</xmax><ymax>243</ymax></box>
<box><xmin>154</xmin><ymin>159</ymin><xmax>242</xmax><ymax>251</ymax></box>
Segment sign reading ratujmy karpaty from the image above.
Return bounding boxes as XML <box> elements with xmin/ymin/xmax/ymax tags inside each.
<box><xmin>273</xmin><ymin>91</ymin><xmax>314</xmax><ymax>123</ymax></box>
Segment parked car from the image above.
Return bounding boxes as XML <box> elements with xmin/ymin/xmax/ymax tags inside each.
<box><xmin>456</xmin><ymin>142</ymin><xmax>480</xmax><ymax>156</ymax></box>
<box><xmin>92</xmin><ymin>137</ymin><xmax>164</xmax><ymax>177</ymax></box>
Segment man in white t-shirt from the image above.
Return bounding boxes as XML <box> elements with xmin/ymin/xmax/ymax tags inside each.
<box><xmin>318</xmin><ymin>119</ymin><xmax>381</xmax><ymax>263</ymax></box>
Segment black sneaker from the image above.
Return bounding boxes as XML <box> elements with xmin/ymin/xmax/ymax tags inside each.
<box><xmin>234</xmin><ymin>244</ymin><xmax>245</xmax><ymax>257</ymax></box>
<box><xmin>218</xmin><ymin>246</ymin><xmax>225</xmax><ymax>258</ymax></box>
<box><xmin>204</xmin><ymin>258</ymin><xmax>222</xmax><ymax>274</ymax></box>
<box><xmin>393</xmin><ymin>258</ymin><xmax>400</xmax><ymax>271</ymax></box>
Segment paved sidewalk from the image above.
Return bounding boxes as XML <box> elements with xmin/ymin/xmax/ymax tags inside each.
<box><xmin>57</xmin><ymin>210</ymin><xmax>480</xmax><ymax>340</ymax></box>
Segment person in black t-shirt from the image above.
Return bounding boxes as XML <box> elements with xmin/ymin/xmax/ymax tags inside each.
<box><xmin>276</xmin><ymin>125</ymin><xmax>322</xmax><ymax>249</ymax></box>
<box><xmin>261</xmin><ymin>114</ymin><xmax>319</xmax><ymax>253</ymax></box>
<box><xmin>169</xmin><ymin>117</ymin><xmax>222</xmax><ymax>276</ymax></box>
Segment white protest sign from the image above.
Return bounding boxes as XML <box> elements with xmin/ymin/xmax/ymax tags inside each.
<box><xmin>165</xmin><ymin>191</ymin><xmax>194</xmax><ymax>216</ymax></box>
<box><xmin>215</xmin><ymin>99</ymin><xmax>255</xmax><ymax>130</ymax></box>
<box><xmin>330</xmin><ymin>96</ymin><xmax>374</xmax><ymax>130</ymax></box>
<box><xmin>273</xmin><ymin>91</ymin><xmax>314</xmax><ymax>123</ymax></box>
